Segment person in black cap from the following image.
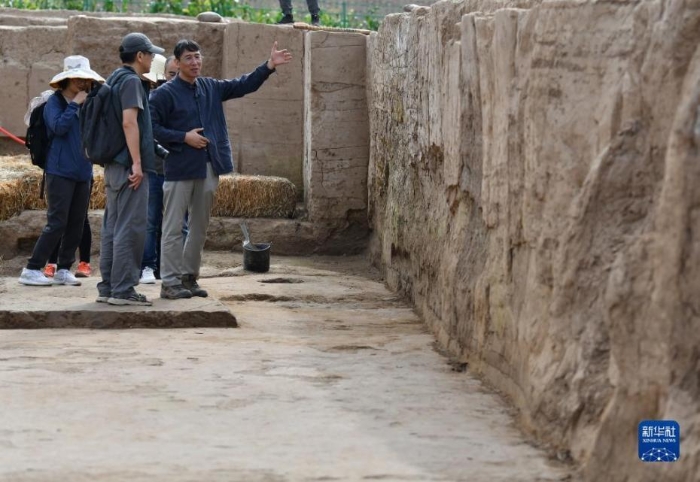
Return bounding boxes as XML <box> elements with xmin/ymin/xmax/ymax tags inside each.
<box><xmin>96</xmin><ymin>32</ymin><xmax>164</xmax><ymax>307</ymax></box>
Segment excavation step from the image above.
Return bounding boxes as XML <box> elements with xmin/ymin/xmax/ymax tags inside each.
<box><xmin>0</xmin><ymin>278</ymin><xmax>237</xmax><ymax>329</ymax></box>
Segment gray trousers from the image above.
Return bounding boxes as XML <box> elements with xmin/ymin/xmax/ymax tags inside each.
<box><xmin>279</xmin><ymin>0</ymin><xmax>319</xmax><ymax>15</ymax></box>
<box><xmin>97</xmin><ymin>163</ymin><xmax>149</xmax><ymax>298</ymax></box>
<box><xmin>160</xmin><ymin>163</ymin><xmax>219</xmax><ymax>287</ymax></box>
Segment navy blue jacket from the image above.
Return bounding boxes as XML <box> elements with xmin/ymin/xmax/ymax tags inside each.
<box><xmin>44</xmin><ymin>93</ymin><xmax>92</xmax><ymax>182</ymax></box>
<box><xmin>149</xmin><ymin>61</ymin><xmax>274</xmax><ymax>181</ymax></box>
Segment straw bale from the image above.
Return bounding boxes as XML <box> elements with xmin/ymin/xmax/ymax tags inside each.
<box><xmin>0</xmin><ymin>178</ymin><xmax>25</xmax><ymax>221</ymax></box>
<box><xmin>19</xmin><ymin>171</ymin><xmax>47</xmax><ymax>211</ymax></box>
<box><xmin>212</xmin><ymin>174</ymin><xmax>297</xmax><ymax>218</ymax></box>
<box><xmin>0</xmin><ymin>154</ymin><xmax>38</xmax><ymax>181</ymax></box>
<box><xmin>90</xmin><ymin>174</ymin><xmax>106</xmax><ymax>210</ymax></box>
<box><xmin>0</xmin><ymin>170</ymin><xmax>296</xmax><ymax>221</ymax></box>
<box><xmin>0</xmin><ymin>170</ymin><xmax>107</xmax><ymax>221</ymax></box>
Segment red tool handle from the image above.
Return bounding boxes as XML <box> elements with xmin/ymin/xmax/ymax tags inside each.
<box><xmin>0</xmin><ymin>126</ymin><xmax>26</xmax><ymax>146</ymax></box>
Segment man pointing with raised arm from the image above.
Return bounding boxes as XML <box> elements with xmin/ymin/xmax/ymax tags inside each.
<box><xmin>150</xmin><ymin>39</ymin><xmax>292</xmax><ymax>300</ymax></box>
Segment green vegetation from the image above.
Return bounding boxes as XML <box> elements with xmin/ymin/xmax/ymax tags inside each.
<box><xmin>0</xmin><ymin>0</ymin><xmax>381</xmax><ymax>30</ymax></box>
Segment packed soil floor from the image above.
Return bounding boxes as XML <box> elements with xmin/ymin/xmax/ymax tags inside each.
<box><xmin>0</xmin><ymin>252</ymin><xmax>573</xmax><ymax>481</ymax></box>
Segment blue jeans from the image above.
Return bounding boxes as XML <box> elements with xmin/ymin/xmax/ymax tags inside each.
<box><xmin>142</xmin><ymin>173</ymin><xmax>164</xmax><ymax>272</ymax></box>
<box><xmin>141</xmin><ymin>173</ymin><xmax>188</xmax><ymax>275</ymax></box>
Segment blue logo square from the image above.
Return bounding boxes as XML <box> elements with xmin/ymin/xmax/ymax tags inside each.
<box><xmin>638</xmin><ymin>420</ymin><xmax>680</xmax><ymax>462</ymax></box>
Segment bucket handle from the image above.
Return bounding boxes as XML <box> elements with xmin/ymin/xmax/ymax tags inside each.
<box><xmin>240</xmin><ymin>221</ymin><xmax>264</xmax><ymax>251</ymax></box>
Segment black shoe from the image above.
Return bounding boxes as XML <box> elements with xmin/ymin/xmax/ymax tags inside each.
<box><xmin>277</xmin><ymin>14</ymin><xmax>294</xmax><ymax>24</ymax></box>
<box><xmin>160</xmin><ymin>283</ymin><xmax>193</xmax><ymax>300</ymax></box>
<box><xmin>108</xmin><ymin>292</ymin><xmax>152</xmax><ymax>306</ymax></box>
<box><xmin>311</xmin><ymin>14</ymin><xmax>320</xmax><ymax>26</ymax></box>
<box><xmin>182</xmin><ymin>274</ymin><xmax>208</xmax><ymax>298</ymax></box>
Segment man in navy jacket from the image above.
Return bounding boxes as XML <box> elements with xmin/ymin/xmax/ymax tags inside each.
<box><xmin>150</xmin><ymin>39</ymin><xmax>292</xmax><ymax>299</ymax></box>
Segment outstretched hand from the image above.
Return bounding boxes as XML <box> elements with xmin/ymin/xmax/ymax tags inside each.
<box><xmin>268</xmin><ymin>41</ymin><xmax>293</xmax><ymax>69</ymax></box>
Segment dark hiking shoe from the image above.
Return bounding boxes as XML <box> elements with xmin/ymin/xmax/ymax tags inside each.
<box><xmin>277</xmin><ymin>14</ymin><xmax>294</xmax><ymax>24</ymax></box>
<box><xmin>96</xmin><ymin>288</ymin><xmax>111</xmax><ymax>303</ymax></box>
<box><xmin>182</xmin><ymin>274</ymin><xmax>208</xmax><ymax>298</ymax></box>
<box><xmin>160</xmin><ymin>283</ymin><xmax>192</xmax><ymax>300</ymax></box>
<box><xmin>311</xmin><ymin>14</ymin><xmax>320</xmax><ymax>25</ymax></box>
<box><xmin>108</xmin><ymin>292</ymin><xmax>152</xmax><ymax>306</ymax></box>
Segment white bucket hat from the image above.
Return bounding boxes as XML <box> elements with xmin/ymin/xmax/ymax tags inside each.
<box><xmin>143</xmin><ymin>53</ymin><xmax>167</xmax><ymax>83</ymax></box>
<box><xmin>49</xmin><ymin>55</ymin><xmax>105</xmax><ymax>88</ymax></box>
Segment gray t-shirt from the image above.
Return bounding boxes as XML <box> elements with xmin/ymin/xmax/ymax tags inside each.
<box><xmin>109</xmin><ymin>67</ymin><xmax>155</xmax><ymax>173</ymax></box>
<box><xmin>120</xmin><ymin>76</ymin><xmax>144</xmax><ymax>112</ymax></box>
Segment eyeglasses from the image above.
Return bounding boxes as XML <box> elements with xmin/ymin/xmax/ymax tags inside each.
<box><xmin>180</xmin><ymin>53</ymin><xmax>202</xmax><ymax>64</ymax></box>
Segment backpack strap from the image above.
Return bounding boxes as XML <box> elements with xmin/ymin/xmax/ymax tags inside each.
<box><xmin>39</xmin><ymin>171</ymin><xmax>46</xmax><ymax>201</ymax></box>
<box><xmin>105</xmin><ymin>68</ymin><xmax>134</xmax><ymax>123</ymax></box>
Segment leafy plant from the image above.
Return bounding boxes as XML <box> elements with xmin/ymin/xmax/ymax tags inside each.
<box><xmin>0</xmin><ymin>0</ymin><xmax>383</xmax><ymax>30</ymax></box>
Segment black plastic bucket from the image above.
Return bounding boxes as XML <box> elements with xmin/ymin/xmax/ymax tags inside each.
<box><xmin>243</xmin><ymin>243</ymin><xmax>270</xmax><ymax>272</ymax></box>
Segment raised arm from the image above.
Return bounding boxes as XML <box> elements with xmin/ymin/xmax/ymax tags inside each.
<box><xmin>220</xmin><ymin>42</ymin><xmax>293</xmax><ymax>101</ymax></box>
<box><xmin>267</xmin><ymin>41</ymin><xmax>293</xmax><ymax>70</ymax></box>
<box><xmin>43</xmin><ymin>94</ymin><xmax>82</xmax><ymax>137</ymax></box>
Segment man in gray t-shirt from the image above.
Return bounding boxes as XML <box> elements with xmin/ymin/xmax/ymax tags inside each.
<box><xmin>96</xmin><ymin>32</ymin><xmax>163</xmax><ymax>307</ymax></box>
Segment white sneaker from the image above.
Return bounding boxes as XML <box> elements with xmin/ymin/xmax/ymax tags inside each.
<box><xmin>18</xmin><ymin>268</ymin><xmax>53</xmax><ymax>286</ymax></box>
<box><xmin>53</xmin><ymin>269</ymin><xmax>81</xmax><ymax>286</ymax></box>
<box><xmin>140</xmin><ymin>266</ymin><xmax>157</xmax><ymax>284</ymax></box>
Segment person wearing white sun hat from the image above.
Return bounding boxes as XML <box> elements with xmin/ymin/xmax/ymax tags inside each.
<box><xmin>48</xmin><ymin>55</ymin><xmax>105</xmax><ymax>88</ymax></box>
<box><xmin>18</xmin><ymin>55</ymin><xmax>104</xmax><ymax>288</ymax></box>
<box><xmin>143</xmin><ymin>53</ymin><xmax>167</xmax><ymax>86</ymax></box>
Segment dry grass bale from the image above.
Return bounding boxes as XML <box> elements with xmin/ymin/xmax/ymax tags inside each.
<box><xmin>0</xmin><ymin>178</ymin><xmax>26</xmax><ymax>221</ymax></box>
<box><xmin>0</xmin><ymin>154</ymin><xmax>37</xmax><ymax>181</ymax></box>
<box><xmin>89</xmin><ymin>173</ymin><xmax>296</xmax><ymax>217</ymax></box>
<box><xmin>0</xmin><ymin>171</ymin><xmax>106</xmax><ymax>221</ymax></box>
<box><xmin>89</xmin><ymin>174</ymin><xmax>106</xmax><ymax>210</ymax></box>
<box><xmin>0</xmin><ymin>164</ymin><xmax>297</xmax><ymax>221</ymax></box>
<box><xmin>18</xmin><ymin>171</ymin><xmax>47</xmax><ymax>211</ymax></box>
<box><xmin>0</xmin><ymin>171</ymin><xmax>46</xmax><ymax>221</ymax></box>
<box><xmin>212</xmin><ymin>174</ymin><xmax>297</xmax><ymax>218</ymax></box>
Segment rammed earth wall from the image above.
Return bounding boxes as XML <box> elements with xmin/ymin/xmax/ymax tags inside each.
<box><xmin>367</xmin><ymin>0</ymin><xmax>699</xmax><ymax>479</ymax></box>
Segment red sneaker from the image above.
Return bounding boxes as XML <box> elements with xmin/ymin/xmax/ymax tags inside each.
<box><xmin>44</xmin><ymin>263</ymin><xmax>56</xmax><ymax>278</ymax></box>
<box><xmin>75</xmin><ymin>261</ymin><xmax>91</xmax><ymax>278</ymax></box>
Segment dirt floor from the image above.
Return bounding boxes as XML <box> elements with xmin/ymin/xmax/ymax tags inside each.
<box><xmin>0</xmin><ymin>252</ymin><xmax>573</xmax><ymax>481</ymax></box>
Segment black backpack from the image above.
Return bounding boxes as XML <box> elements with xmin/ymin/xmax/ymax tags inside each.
<box><xmin>25</xmin><ymin>91</ymin><xmax>67</xmax><ymax>170</ymax></box>
<box><xmin>79</xmin><ymin>69</ymin><xmax>131</xmax><ymax>166</ymax></box>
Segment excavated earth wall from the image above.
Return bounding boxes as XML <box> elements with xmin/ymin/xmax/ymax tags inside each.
<box><xmin>368</xmin><ymin>0</ymin><xmax>699</xmax><ymax>479</ymax></box>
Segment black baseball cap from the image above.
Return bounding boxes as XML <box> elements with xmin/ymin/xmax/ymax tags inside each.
<box><xmin>120</xmin><ymin>32</ymin><xmax>165</xmax><ymax>55</ymax></box>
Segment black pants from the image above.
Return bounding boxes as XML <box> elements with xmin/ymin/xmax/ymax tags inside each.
<box><xmin>26</xmin><ymin>174</ymin><xmax>91</xmax><ymax>271</ymax></box>
<box><xmin>48</xmin><ymin>180</ymin><xmax>93</xmax><ymax>264</ymax></box>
